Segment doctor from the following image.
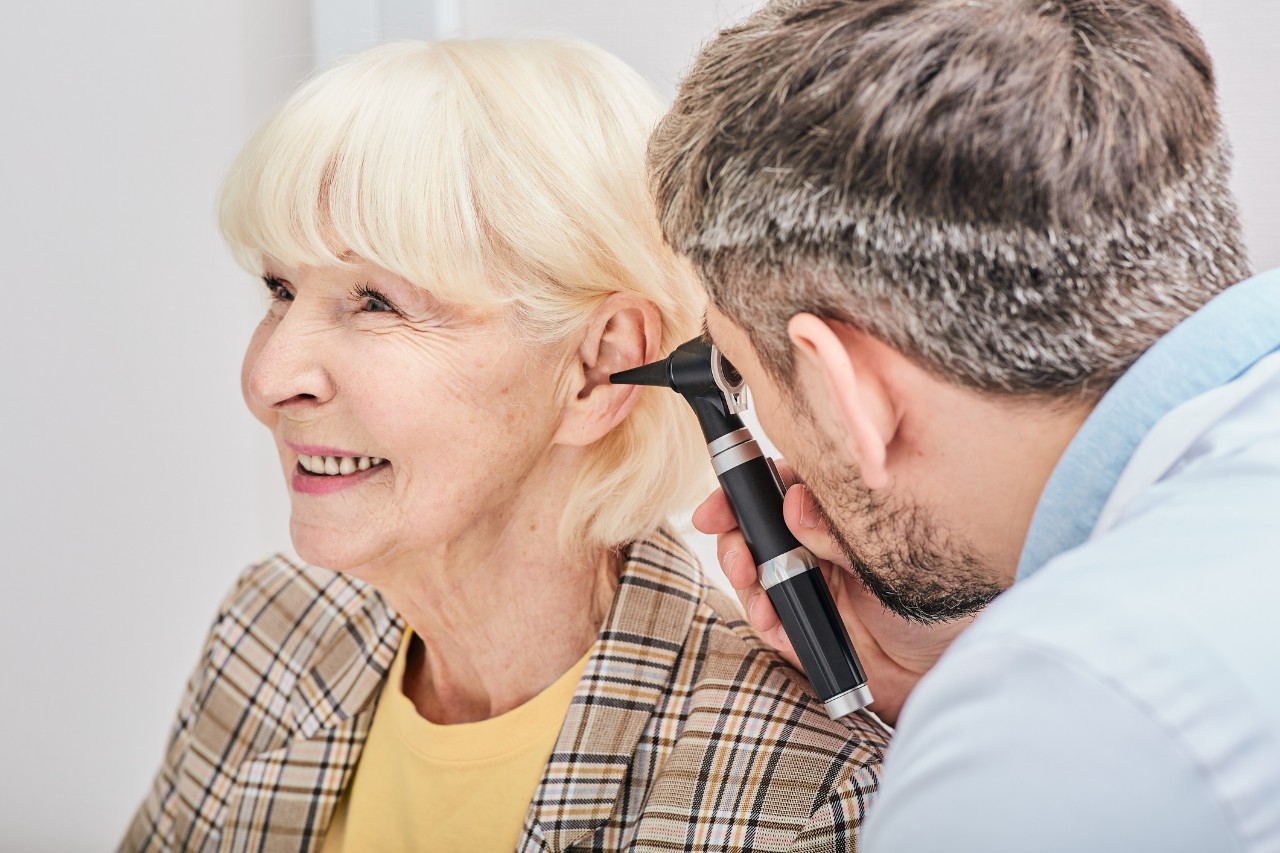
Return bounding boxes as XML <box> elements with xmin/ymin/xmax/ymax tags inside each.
<box><xmin>648</xmin><ymin>0</ymin><xmax>1280</xmax><ymax>849</ymax></box>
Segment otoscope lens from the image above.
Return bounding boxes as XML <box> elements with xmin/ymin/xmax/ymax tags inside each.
<box><xmin>709</xmin><ymin>345</ymin><xmax>750</xmax><ymax>414</ymax></box>
<box><xmin>719</xmin><ymin>354</ymin><xmax>743</xmax><ymax>387</ymax></box>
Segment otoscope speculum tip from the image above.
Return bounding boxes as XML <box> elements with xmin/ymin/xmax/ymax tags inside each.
<box><xmin>609</xmin><ymin>359</ymin><xmax>673</xmax><ymax>388</ymax></box>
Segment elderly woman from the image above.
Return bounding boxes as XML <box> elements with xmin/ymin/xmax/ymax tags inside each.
<box><xmin>121</xmin><ymin>38</ymin><xmax>886</xmax><ymax>852</ymax></box>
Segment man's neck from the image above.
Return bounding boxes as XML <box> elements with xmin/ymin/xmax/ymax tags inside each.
<box><xmin>898</xmin><ymin>381</ymin><xmax>1097</xmax><ymax>585</ymax></box>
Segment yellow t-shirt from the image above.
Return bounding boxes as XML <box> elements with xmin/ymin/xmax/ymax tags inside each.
<box><xmin>321</xmin><ymin>630</ymin><xmax>590</xmax><ymax>852</ymax></box>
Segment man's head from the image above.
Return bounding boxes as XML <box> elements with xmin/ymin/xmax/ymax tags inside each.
<box><xmin>652</xmin><ymin>0</ymin><xmax>1249</xmax><ymax>620</ymax></box>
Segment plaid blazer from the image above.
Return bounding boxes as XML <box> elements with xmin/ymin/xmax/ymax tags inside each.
<box><xmin>122</xmin><ymin>529</ymin><xmax>888</xmax><ymax>852</ymax></box>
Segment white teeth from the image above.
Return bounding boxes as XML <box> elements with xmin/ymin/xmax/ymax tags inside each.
<box><xmin>298</xmin><ymin>453</ymin><xmax>385</xmax><ymax>476</ymax></box>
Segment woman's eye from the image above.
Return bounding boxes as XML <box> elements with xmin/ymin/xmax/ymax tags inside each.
<box><xmin>262</xmin><ymin>275</ymin><xmax>294</xmax><ymax>303</ymax></box>
<box><xmin>351</xmin><ymin>284</ymin><xmax>398</xmax><ymax>314</ymax></box>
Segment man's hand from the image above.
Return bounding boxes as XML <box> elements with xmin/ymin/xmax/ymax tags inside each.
<box><xmin>691</xmin><ymin>461</ymin><xmax>974</xmax><ymax>726</ymax></box>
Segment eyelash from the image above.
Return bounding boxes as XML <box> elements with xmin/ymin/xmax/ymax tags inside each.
<box><xmin>260</xmin><ymin>276</ymin><xmax>398</xmax><ymax>316</ymax></box>
<box><xmin>263</xmin><ymin>275</ymin><xmax>293</xmax><ymax>302</ymax></box>
<box><xmin>349</xmin><ymin>283</ymin><xmax>399</xmax><ymax>315</ymax></box>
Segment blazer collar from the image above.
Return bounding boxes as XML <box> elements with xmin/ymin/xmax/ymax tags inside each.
<box><xmin>528</xmin><ymin>528</ymin><xmax>705</xmax><ymax>850</ymax></box>
<box><xmin>290</xmin><ymin>578</ymin><xmax>403</xmax><ymax>739</ymax></box>
<box><xmin>281</xmin><ymin>530</ymin><xmax>705</xmax><ymax>849</ymax></box>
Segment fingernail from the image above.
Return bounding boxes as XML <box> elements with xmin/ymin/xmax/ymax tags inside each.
<box><xmin>720</xmin><ymin>549</ymin><xmax>738</xmax><ymax>573</ymax></box>
<box><xmin>745</xmin><ymin>591</ymin><xmax>760</xmax><ymax>621</ymax></box>
<box><xmin>798</xmin><ymin>489</ymin><xmax>819</xmax><ymax>528</ymax></box>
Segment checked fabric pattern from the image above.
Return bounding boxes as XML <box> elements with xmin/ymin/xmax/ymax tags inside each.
<box><xmin>121</xmin><ymin>529</ymin><xmax>887</xmax><ymax>851</ymax></box>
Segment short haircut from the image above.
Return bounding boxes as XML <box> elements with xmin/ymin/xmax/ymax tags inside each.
<box><xmin>649</xmin><ymin>0</ymin><xmax>1250</xmax><ymax>399</ymax></box>
<box><xmin>220</xmin><ymin>38</ymin><xmax>711</xmax><ymax>556</ymax></box>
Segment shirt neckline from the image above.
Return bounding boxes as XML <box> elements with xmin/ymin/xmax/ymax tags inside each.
<box><xmin>385</xmin><ymin>629</ymin><xmax>592</xmax><ymax>763</ymax></box>
<box><xmin>1016</xmin><ymin>270</ymin><xmax>1280</xmax><ymax>581</ymax></box>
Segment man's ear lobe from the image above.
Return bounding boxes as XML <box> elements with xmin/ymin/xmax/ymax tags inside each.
<box><xmin>554</xmin><ymin>294</ymin><xmax>661</xmax><ymax>447</ymax></box>
<box><xmin>787</xmin><ymin>314</ymin><xmax>891</xmax><ymax>489</ymax></box>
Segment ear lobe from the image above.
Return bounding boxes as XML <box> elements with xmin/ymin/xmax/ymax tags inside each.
<box><xmin>554</xmin><ymin>294</ymin><xmax>661</xmax><ymax>447</ymax></box>
<box><xmin>787</xmin><ymin>314</ymin><xmax>891</xmax><ymax>490</ymax></box>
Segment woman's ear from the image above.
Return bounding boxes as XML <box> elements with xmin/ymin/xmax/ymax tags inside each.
<box><xmin>787</xmin><ymin>314</ymin><xmax>895</xmax><ymax>489</ymax></box>
<box><xmin>553</xmin><ymin>293</ymin><xmax>661</xmax><ymax>447</ymax></box>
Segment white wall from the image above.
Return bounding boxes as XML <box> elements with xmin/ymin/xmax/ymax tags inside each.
<box><xmin>456</xmin><ymin>0</ymin><xmax>758</xmax><ymax>100</ymax></box>
<box><xmin>0</xmin><ymin>3</ymin><xmax>309</xmax><ymax>849</ymax></box>
<box><xmin>0</xmin><ymin>1</ymin><xmax>1275</xmax><ymax>848</ymax></box>
<box><xmin>0</xmin><ymin>1</ymin><xmax>751</xmax><ymax>848</ymax></box>
<box><xmin>1177</xmin><ymin>0</ymin><xmax>1280</xmax><ymax>273</ymax></box>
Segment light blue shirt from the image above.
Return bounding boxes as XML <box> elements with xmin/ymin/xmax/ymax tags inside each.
<box><xmin>862</xmin><ymin>271</ymin><xmax>1280</xmax><ymax>852</ymax></box>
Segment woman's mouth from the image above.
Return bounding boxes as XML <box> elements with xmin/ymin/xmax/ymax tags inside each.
<box><xmin>297</xmin><ymin>453</ymin><xmax>387</xmax><ymax>476</ymax></box>
<box><xmin>291</xmin><ymin>453</ymin><xmax>390</xmax><ymax>495</ymax></box>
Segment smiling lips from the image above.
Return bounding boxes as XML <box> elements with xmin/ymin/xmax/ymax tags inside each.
<box><xmin>289</xmin><ymin>450</ymin><xmax>390</xmax><ymax>496</ymax></box>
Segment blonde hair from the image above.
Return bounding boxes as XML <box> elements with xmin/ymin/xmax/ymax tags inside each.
<box><xmin>220</xmin><ymin>38</ymin><xmax>711</xmax><ymax>557</ymax></box>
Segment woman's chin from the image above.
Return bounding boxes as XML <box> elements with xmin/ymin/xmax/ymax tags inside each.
<box><xmin>289</xmin><ymin>524</ymin><xmax>380</xmax><ymax>576</ymax></box>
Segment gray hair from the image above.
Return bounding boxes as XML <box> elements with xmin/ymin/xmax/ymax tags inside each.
<box><xmin>649</xmin><ymin>0</ymin><xmax>1250</xmax><ymax>398</ymax></box>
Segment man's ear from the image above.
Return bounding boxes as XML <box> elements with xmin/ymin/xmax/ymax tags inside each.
<box><xmin>787</xmin><ymin>314</ymin><xmax>895</xmax><ymax>489</ymax></box>
<box><xmin>553</xmin><ymin>293</ymin><xmax>661</xmax><ymax>447</ymax></box>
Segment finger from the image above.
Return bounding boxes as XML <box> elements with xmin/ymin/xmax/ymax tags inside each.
<box><xmin>771</xmin><ymin>624</ymin><xmax>794</xmax><ymax>655</ymax></box>
<box><xmin>752</xmin><ymin>604</ymin><xmax>800</xmax><ymax>669</ymax></box>
<box><xmin>692</xmin><ymin>487</ymin><xmax>738</xmax><ymax>535</ymax></box>
<box><xmin>717</xmin><ymin>530</ymin><xmax>759</xmax><ymax>591</ymax></box>
<box><xmin>781</xmin><ymin>483</ymin><xmax>848</xmax><ymax>567</ymax></box>
<box><xmin>745</xmin><ymin>587</ymin><xmax>782</xmax><ymax>635</ymax></box>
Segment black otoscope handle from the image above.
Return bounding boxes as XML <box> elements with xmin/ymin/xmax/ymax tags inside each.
<box><xmin>714</xmin><ymin>442</ymin><xmax>872</xmax><ymax>718</ymax></box>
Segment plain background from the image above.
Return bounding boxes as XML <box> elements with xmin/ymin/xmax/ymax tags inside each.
<box><xmin>0</xmin><ymin>1</ymin><xmax>1275</xmax><ymax>848</ymax></box>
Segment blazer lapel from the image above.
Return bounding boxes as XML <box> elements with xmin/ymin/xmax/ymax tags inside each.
<box><xmin>289</xmin><ymin>595</ymin><xmax>403</xmax><ymax>740</ymax></box>
<box><xmin>525</xmin><ymin>531</ymin><xmax>703</xmax><ymax>851</ymax></box>
<box><xmin>222</xmin><ymin>580</ymin><xmax>402</xmax><ymax>852</ymax></box>
<box><xmin>220</xmin><ymin>714</ymin><xmax>371</xmax><ymax>853</ymax></box>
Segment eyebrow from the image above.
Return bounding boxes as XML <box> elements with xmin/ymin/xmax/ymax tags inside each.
<box><xmin>700</xmin><ymin>312</ymin><xmax>713</xmax><ymax>345</ymax></box>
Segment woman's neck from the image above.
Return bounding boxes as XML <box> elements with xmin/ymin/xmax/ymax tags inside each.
<box><xmin>401</xmin><ymin>548</ymin><xmax>615</xmax><ymax>724</ymax></box>
<box><xmin>365</xmin><ymin>495</ymin><xmax>619</xmax><ymax>724</ymax></box>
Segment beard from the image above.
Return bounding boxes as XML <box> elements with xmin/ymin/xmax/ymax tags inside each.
<box><xmin>799</xmin><ymin>430</ymin><xmax>1007</xmax><ymax>624</ymax></box>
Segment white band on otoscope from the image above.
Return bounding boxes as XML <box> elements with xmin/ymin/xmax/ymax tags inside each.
<box><xmin>711</xmin><ymin>439</ymin><xmax>765</xmax><ymax>476</ymax></box>
<box><xmin>824</xmin><ymin>684</ymin><xmax>874</xmax><ymax>719</ymax></box>
<box><xmin>706</xmin><ymin>428</ymin><xmax>753</xmax><ymax>457</ymax></box>
<box><xmin>757</xmin><ymin>546</ymin><xmax>820</xmax><ymax>589</ymax></box>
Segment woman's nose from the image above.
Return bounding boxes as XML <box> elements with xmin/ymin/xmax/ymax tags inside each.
<box><xmin>243</xmin><ymin>310</ymin><xmax>337</xmax><ymax>414</ymax></box>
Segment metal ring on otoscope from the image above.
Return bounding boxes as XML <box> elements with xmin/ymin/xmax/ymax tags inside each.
<box><xmin>710</xmin><ymin>440</ymin><xmax>764</xmax><ymax>476</ymax></box>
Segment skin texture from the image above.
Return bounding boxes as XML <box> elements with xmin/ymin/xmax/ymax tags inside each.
<box><xmin>243</xmin><ymin>258</ymin><xmax>658</xmax><ymax>723</ymax></box>
<box><xmin>698</xmin><ymin>304</ymin><xmax>1093</xmax><ymax>724</ymax></box>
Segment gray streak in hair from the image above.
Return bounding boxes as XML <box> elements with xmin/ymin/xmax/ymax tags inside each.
<box><xmin>650</xmin><ymin>0</ymin><xmax>1250</xmax><ymax>400</ymax></box>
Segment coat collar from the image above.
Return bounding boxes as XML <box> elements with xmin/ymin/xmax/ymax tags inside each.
<box><xmin>278</xmin><ymin>529</ymin><xmax>705</xmax><ymax>851</ymax></box>
<box><xmin>215</xmin><ymin>563</ymin><xmax>404</xmax><ymax>851</ymax></box>
<box><xmin>288</xmin><ymin>532</ymin><xmax>704</xmax><ymax>745</ymax></box>
<box><xmin>527</xmin><ymin>528</ymin><xmax>705</xmax><ymax>850</ymax></box>
<box><xmin>290</xmin><ymin>575</ymin><xmax>403</xmax><ymax>738</ymax></box>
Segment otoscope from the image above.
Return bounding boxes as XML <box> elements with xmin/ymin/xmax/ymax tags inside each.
<box><xmin>612</xmin><ymin>337</ymin><xmax>872</xmax><ymax>719</ymax></box>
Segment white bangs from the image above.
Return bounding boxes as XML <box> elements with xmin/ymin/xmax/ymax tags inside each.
<box><xmin>220</xmin><ymin>42</ymin><xmax>495</xmax><ymax>306</ymax></box>
<box><xmin>219</xmin><ymin>38</ymin><xmax>688</xmax><ymax>329</ymax></box>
